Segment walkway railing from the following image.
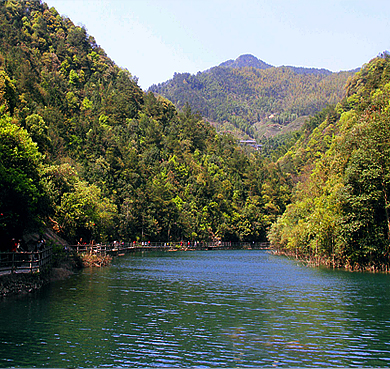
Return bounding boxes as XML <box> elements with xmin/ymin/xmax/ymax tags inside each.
<box><xmin>0</xmin><ymin>246</ymin><xmax>53</xmax><ymax>275</ymax></box>
<box><xmin>0</xmin><ymin>241</ymin><xmax>269</xmax><ymax>275</ymax></box>
<box><xmin>69</xmin><ymin>241</ymin><xmax>270</xmax><ymax>255</ymax></box>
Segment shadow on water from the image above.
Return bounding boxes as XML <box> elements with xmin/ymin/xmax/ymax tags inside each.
<box><xmin>1</xmin><ymin>249</ymin><xmax>390</xmax><ymax>367</ymax></box>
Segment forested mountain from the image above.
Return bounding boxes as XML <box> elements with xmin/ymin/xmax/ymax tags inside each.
<box><xmin>0</xmin><ymin>0</ymin><xmax>291</xmax><ymax>247</ymax></box>
<box><xmin>149</xmin><ymin>54</ymin><xmax>356</xmax><ymax>139</ymax></box>
<box><xmin>269</xmin><ymin>53</ymin><xmax>390</xmax><ymax>271</ymax></box>
<box><xmin>1</xmin><ymin>0</ymin><xmax>388</xmax><ymax>271</ymax></box>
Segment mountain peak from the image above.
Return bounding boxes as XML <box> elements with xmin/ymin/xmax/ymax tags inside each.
<box><xmin>219</xmin><ymin>54</ymin><xmax>273</xmax><ymax>69</ymax></box>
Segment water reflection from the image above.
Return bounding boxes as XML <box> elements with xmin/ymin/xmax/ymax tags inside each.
<box><xmin>1</xmin><ymin>250</ymin><xmax>390</xmax><ymax>367</ymax></box>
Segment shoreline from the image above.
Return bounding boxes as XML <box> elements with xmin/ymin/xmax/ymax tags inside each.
<box><xmin>271</xmin><ymin>248</ymin><xmax>390</xmax><ymax>273</ymax></box>
<box><xmin>0</xmin><ymin>250</ymin><xmax>83</xmax><ymax>298</ymax></box>
<box><xmin>0</xmin><ymin>250</ymin><xmax>114</xmax><ymax>298</ymax></box>
<box><xmin>7</xmin><ymin>245</ymin><xmax>389</xmax><ymax>298</ymax></box>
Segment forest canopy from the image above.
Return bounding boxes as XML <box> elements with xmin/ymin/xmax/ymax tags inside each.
<box><xmin>0</xmin><ymin>0</ymin><xmax>291</xmax><ymax>247</ymax></box>
<box><xmin>1</xmin><ymin>0</ymin><xmax>389</xmax><ymax>272</ymax></box>
<box><xmin>268</xmin><ymin>53</ymin><xmax>390</xmax><ymax>271</ymax></box>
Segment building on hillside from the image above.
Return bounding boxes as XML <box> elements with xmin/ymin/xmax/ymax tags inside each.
<box><xmin>239</xmin><ymin>139</ymin><xmax>263</xmax><ymax>150</ymax></box>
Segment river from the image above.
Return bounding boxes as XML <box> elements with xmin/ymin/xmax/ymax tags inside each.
<box><xmin>1</xmin><ymin>249</ymin><xmax>390</xmax><ymax>367</ymax></box>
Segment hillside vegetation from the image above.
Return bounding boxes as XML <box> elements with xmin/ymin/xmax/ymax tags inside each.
<box><xmin>1</xmin><ymin>0</ymin><xmax>389</xmax><ymax>271</ymax></box>
<box><xmin>0</xmin><ymin>0</ymin><xmax>291</xmax><ymax>247</ymax></box>
<box><xmin>149</xmin><ymin>54</ymin><xmax>355</xmax><ymax>139</ymax></box>
<box><xmin>269</xmin><ymin>53</ymin><xmax>390</xmax><ymax>271</ymax></box>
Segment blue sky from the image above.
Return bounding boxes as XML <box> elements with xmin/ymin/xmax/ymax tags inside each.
<box><xmin>46</xmin><ymin>0</ymin><xmax>390</xmax><ymax>90</ymax></box>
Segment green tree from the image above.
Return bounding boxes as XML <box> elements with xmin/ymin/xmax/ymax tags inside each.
<box><xmin>57</xmin><ymin>180</ymin><xmax>117</xmax><ymax>243</ymax></box>
<box><xmin>25</xmin><ymin>113</ymin><xmax>51</xmax><ymax>152</ymax></box>
<box><xmin>0</xmin><ymin>110</ymin><xmax>45</xmax><ymax>244</ymax></box>
<box><xmin>0</xmin><ymin>70</ymin><xmax>17</xmax><ymax>115</ymax></box>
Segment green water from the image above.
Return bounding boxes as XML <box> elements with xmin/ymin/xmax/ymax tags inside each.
<box><xmin>1</xmin><ymin>250</ymin><xmax>390</xmax><ymax>367</ymax></box>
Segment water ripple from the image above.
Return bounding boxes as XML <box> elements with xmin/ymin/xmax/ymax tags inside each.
<box><xmin>1</xmin><ymin>250</ymin><xmax>390</xmax><ymax>367</ymax></box>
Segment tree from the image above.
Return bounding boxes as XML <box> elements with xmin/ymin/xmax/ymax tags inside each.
<box><xmin>0</xmin><ymin>70</ymin><xmax>17</xmax><ymax>115</ymax></box>
<box><xmin>338</xmin><ymin>84</ymin><xmax>390</xmax><ymax>266</ymax></box>
<box><xmin>57</xmin><ymin>180</ymin><xmax>117</xmax><ymax>243</ymax></box>
<box><xmin>0</xmin><ymin>110</ymin><xmax>45</xmax><ymax>246</ymax></box>
<box><xmin>25</xmin><ymin>113</ymin><xmax>51</xmax><ymax>152</ymax></box>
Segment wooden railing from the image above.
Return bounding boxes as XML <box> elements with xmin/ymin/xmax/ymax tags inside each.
<box><xmin>0</xmin><ymin>246</ymin><xmax>52</xmax><ymax>275</ymax></box>
<box><xmin>0</xmin><ymin>241</ymin><xmax>270</xmax><ymax>275</ymax></box>
<box><xmin>69</xmin><ymin>241</ymin><xmax>270</xmax><ymax>255</ymax></box>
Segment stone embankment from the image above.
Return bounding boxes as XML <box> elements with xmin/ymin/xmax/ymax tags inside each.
<box><xmin>0</xmin><ymin>252</ymin><xmax>83</xmax><ymax>297</ymax></box>
<box><xmin>0</xmin><ymin>228</ymin><xmax>84</xmax><ymax>297</ymax></box>
<box><xmin>0</xmin><ymin>272</ymin><xmax>46</xmax><ymax>297</ymax></box>
<box><xmin>0</xmin><ymin>245</ymin><xmax>114</xmax><ymax>297</ymax></box>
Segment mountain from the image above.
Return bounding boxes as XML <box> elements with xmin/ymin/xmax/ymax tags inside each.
<box><xmin>0</xmin><ymin>0</ymin><xmax>289</xmax><ymax>246</ymax></box>
<box><xmin>149</xmin><ymin>55</ymin><xmax>356</xmax><ymax>140</ymax></box>
<box><xmin>219</xmin><ymin>54</ymin><xmax>273</xmax><ymax>69</ymax></box>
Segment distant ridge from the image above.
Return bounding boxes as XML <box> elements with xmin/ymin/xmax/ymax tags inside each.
<box><xmin>219</xmin><ymin>54</ymin><xmax>273</xmax><ymax>69</ymax></box>
<box><xmin>217</xmin><ymin>54</ymin><xmax>360</xmax><ymax>77</ymax></box>
<box><xmin>285</xmin><ymin>66</ymin><xmax>333</xmax><ymax>76</ymax></box>
<box><xmin>149</xmin><ymin>54</ymin><xmax>356</xmax><ymax>138</ymax></box>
